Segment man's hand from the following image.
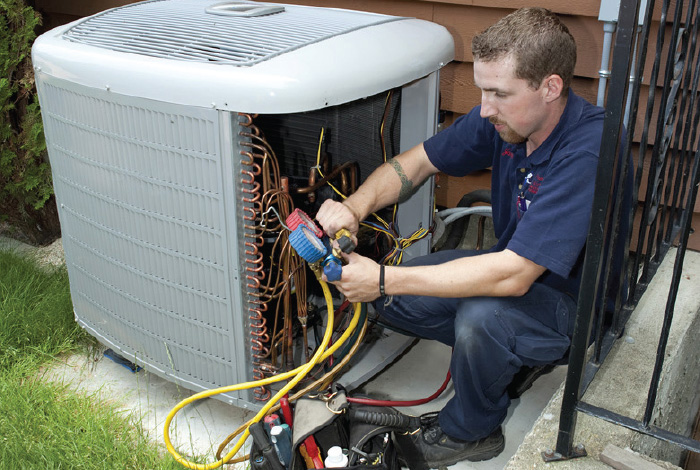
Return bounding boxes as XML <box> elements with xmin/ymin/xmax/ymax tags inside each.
<box><xmin>323</xmin><ymin>252</ymin><xmax>381</xmax><ymax>303</ymax></box>
<box><xmin>316</xmin><ymin>199</ymin><xmax>360</xmax><ymax>239</ymax></box>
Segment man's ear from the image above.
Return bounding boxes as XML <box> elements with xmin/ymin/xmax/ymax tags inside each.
<box><xmin>542</xmin><ymin>74</ymin><xmax>564</xmax><ymax>102</ymax></box>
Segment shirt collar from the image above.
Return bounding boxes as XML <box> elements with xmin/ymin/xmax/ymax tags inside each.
<box><xmin>520</xmin><ymin>89</ymin><xmax>584</xmax><ymax>167</ymax></box>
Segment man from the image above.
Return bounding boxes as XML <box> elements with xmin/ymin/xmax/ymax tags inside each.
<box><xmin>317</xmin><ymin>7</ymin><xmax>604</xmax><ymax>468</ymax></box>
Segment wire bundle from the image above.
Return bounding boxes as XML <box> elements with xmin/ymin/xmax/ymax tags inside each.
<box><xmin>314</xmin><ymin>92</ymin><xmax>431</xmax><ymax>268</ymax></box>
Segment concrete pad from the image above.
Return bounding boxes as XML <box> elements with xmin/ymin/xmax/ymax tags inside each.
<box><xmin>40</xmin><ymin>332</ymin><xmax>568</xmax><ymax>469</ymax></box>
<box><xmin>504</xmin><ymin>248</ymin><xmax>700</xmax><ymax>470</ymax></box>
<box><xmin>42</xmin><ymin>349</ymin><xmax>256</xmax><ymax>468</ymax></box>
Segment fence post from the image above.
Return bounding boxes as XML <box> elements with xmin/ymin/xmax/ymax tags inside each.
<box><xmin>548</xmin><ymin>0</ymin><xmax>641</xmax><ymax>460</ymax></box>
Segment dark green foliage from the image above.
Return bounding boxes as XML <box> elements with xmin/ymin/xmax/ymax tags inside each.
<box><xmin>1</xmin><ymin>1</ymin><xmax>60</xmax><ymax>245</ymax></box>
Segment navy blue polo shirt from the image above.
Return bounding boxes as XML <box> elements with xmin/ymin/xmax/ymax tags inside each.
<box><xmin>424</xmin><ymin>90</ymin><xmax>605</xmax><ymax>300</ymax></box>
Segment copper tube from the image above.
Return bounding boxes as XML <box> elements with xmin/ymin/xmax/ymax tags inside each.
<box><xmin>306</xmin><ymin>168</ymin><xmax>317</xmax><ymax>203</ymax></box>
<box><xmin>239</xmin><ymin>112</ymin><xmax>314</xmax><ymax>400</ymax></box>
<box><xmin>294</xmin><ymin>161</ymin><xmax>356</xmax><ymax>194</ymax></box>
<box><xmin>340</xmin><ymin>169</ymin><xmax>349</xmax><ymax>195</ymax></box>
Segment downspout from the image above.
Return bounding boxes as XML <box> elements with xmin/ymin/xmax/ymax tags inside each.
<box><xmin>597</xmin><ymin>21</ymin><xmax>617</xmax><ymax>107</ymax></box>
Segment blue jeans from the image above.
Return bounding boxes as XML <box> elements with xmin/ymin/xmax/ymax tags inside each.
<box><xmin>374</xmin><ymin>250</ymin><xmax>576</xmax><ymax>441</ymax></box>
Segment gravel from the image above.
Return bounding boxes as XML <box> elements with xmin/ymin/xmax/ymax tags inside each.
<box><xmin>0</xmin><ymin>236</ymin><xmax>65</xmax><ymax>269</ymax></box>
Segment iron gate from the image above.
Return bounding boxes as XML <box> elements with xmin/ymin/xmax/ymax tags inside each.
<box><xmin>552</xmin><ymin>0</ymin><xmax>700</xmax><ymax>460</ymax></box>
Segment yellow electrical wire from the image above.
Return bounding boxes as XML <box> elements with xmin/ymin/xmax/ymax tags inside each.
<box><xmin>314</xmin><ymin>125</ymin><xmax>430</xmax><ymax>265</ymax></box>
<box><xmin>164</xmin><ymin>280</ymin><xmax>363</xmax><ymax>470</ymax></box>
<box><xmin>315</xmin><ymin>127</ymin><xmax>391</xmax><ymax>230</ymax></box>
<box><xmin>379</xmin><ymin>92</ymin><xmax>401</xmax><ymax>226</ymax></box>
<box><xmin>380</xmin><ymin>225</ymin><xmax>431</xmax><ymax>266</ymax></box>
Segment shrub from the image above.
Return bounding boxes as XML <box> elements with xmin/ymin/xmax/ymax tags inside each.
<box><xmin>0</xmin><ymin>0</ymin><xmax>60</xmax><ymax>245</ymax></box>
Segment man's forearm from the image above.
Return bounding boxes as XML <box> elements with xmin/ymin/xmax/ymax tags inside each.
<box><xmin>383</xmin><ymin>250</ymin><xmax>547</xmax><ymax>298</ymax></box>
<box><xmin>341</xmin><ymin>160</ymin><xmax>405</xmax><ymax>222</ymax></box>
<box><xmin>342</xmin><ymin>143</ymin><xmax>437</xmax><ymax>221</ymax></box>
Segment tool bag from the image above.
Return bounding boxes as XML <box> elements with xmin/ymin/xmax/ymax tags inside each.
<box><xmin>250</xmin><ymin>388</ymin><xmax>427</xmax><ymax>470</ymax></box>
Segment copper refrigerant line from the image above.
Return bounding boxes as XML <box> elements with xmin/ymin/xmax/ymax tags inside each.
<box><xmin>237</xmin><ymin>112</ymin><xmax>369</xmax><ymax>402</ymax></box>
<box><xmin>239</xmin><ymin>113</ymin><xmax>312</xmax><ymax>401</ymax></box>
<box><xmin>238</xmin><ymin>113</ymin><xmax>270</xmax><ymax>400</ymax></box>
<box><xmin>297</xmin><ymin>159</ymin><xmax>358</xmax><ymax>203</ymax></box>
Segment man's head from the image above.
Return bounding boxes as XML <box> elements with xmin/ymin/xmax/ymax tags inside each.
<box><xmin>472</xmin><ymin>7</ymin><xmax>576</xmax><ymax>94</ymax></box>
<box><xmin>471</xmin><ymin>8</ymin><xmax>576</xmax><ymax>146</ymax></box>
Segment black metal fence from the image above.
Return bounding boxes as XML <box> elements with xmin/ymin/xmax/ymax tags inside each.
<box><xmin>551</xmin><ymin>0</ymin><xmax>700</xmax><ymax>461</ymax></box>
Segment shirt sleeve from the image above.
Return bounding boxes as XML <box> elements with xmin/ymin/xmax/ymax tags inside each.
<box><xmin>506</xmin><ymin>150</ymin><xmax>599</xmax><ymax>278</ymax></box>
<box><xmin>423</xmin><ymin>107</ymin><xmax>497</xmax><ymax>176</ymax></box>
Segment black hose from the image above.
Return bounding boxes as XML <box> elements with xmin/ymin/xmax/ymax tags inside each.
<box><xmin>348</xmin><ymin>409</ymin><xmax>412</xmax><ymax>428</ymax></box>
<box><xmin>440</xmin><ymin>189</ymin><xmax>492</xmax><ymax>251</ymax></box>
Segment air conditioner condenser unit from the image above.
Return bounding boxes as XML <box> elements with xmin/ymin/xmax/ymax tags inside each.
<box><xmin>32</xmin><ymin>0</ymin><xmax>454</xmax><ymax>410</ymax></box>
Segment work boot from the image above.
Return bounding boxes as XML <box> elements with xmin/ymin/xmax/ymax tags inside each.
<box><xmin>411</xmin><ymin>412</ymin><xmax>505</xmax><ymax>468</ymax></box>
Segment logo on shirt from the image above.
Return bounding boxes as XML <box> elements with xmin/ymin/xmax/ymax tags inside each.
<box><xmin>527</xmin><ymin>175</ymin><xmax>544</xmax><ymax>195</ymax></box>
<box><xmin>517</xmin><ymin>173</ymin><xmax>544</xmax><ymax>220</ymax></box>
<box><xmin>501</xmin><ymin>148</ymin><xmax>515</xmax><ymax>159</ymax></box>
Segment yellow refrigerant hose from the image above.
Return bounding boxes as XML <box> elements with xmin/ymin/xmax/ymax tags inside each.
<box><xmin>164</xmin><ymin>279</ymin><xmax>362</xmax><ymax>469</ymax></box>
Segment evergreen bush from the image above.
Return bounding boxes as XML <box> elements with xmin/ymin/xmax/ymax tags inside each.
<box><xmin>1</xmin><ymin>0</ymin><xmax>60</xmax><ymax>245</ymax></box>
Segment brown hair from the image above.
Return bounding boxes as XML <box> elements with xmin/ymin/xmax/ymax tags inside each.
<box><xmin>471</xmin><ymin>7</ymin><xmax>576</xmax><ymax>93</ymax></box>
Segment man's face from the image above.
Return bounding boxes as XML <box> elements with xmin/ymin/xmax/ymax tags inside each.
<box><xmin>473</xmin><ymin>56</ymin><xmax>546</xmax><ymax>144</ymax></box>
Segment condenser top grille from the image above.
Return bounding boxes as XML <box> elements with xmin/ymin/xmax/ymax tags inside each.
<box><xmin>62</xmin><ymin>0</ymin><xmax>402</xmax><ymax>66</ymax></box>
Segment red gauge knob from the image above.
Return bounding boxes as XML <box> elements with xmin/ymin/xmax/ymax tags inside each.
<box><xmin>286</xmin><ymin>208</ymin><xmax>324</xmax><ymax>238</ymax></box>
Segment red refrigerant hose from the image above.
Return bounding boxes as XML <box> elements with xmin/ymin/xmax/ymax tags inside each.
<box><xmin>347</xmin><ymin>371</ymin><xmax>451</xmax><ymax>407</ymax></box>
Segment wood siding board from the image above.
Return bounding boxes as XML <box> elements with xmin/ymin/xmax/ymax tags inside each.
<box><xmin>630</xmin><ymin>205</ymin><xmax>700</xmax><ymax>253</ymax></box>
<box><xmin>635</xmin><ymin>22</ymin><xmax>680</xmax><ymax>87</ymax></box>
<box><xmin>440</xmin><ymin>61</ymin><xmax>600</xmax><ymax>115</ymax></box>
<box><xmin>634</xmin><ymin>144</ymin><xmax>700</xmax><ymax>214</ymax></box>
<box><xmin>650</xmin><ymin>0</ymin><xmax>684</xmax><ymax>23</ymax></box>
<box><xmin>435</xmin><ymin>170</ymin><xmax>493</xmax><ymax>208</ymax></box>
<box><xmin>624</xmin><ymin>81</ymin><xmax>700</xmax><ymax>149</ymax></box>
<box><xmin>570</xmin><ymin>77</ymin><xmax>600</xmax><ymax>106</ymax></box>
<box><xmin>471</xmin><ymin>0</ymin><xmax>599</xmax><ymax>17</ymax></box>
<box><xmin>563</xmin><ymin>15</ymin><xmax>607</xmax><ymax>79</ymax></box>
<box><xmin>34</xmin><ymin>0</ymin><xmax>140</xmax><ymax>17</ymax></box>
<box><xmin>431</xmin><ymin>5</ymin><xmax>605</xmax><ymax>79</ymax></box>
<box><xmin>690</xmin><ymin>212</ymin><xmax>700</xmax><ymax>252</ymax></box>
<box><xmin>440</xmin><ymin>61</ymin><xmax>478</xmax><ymax>114</ymax></box>
<box><xmin>417</xmin><ymin>0</ymin><xmax>601</xmax><ymax>17</ymax></box>
<box><xmin>432</xmin><ymin>5</ymin><xmax>506</xmax><ymax>64</ymax></box>
<box><xmin>256</xmin><ymin>0</ymin><xmax>434</xmax><ymax>19</ymax></box>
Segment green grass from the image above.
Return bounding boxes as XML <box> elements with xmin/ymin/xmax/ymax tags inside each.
<box><xmin>0</xmin><ymin>251</ymin><xmax>82</xmax><ymax>371</ymax></box>
<box><xmin>0</xmin><ymin>250</ymin><xmax>184</xmax><ymax>469</ymax></box>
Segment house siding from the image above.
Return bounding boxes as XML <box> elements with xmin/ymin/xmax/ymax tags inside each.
<box><xmin>32</xmin><ymin>0</ymin><xmax>700</xmax><ymax>250</ymax></box>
